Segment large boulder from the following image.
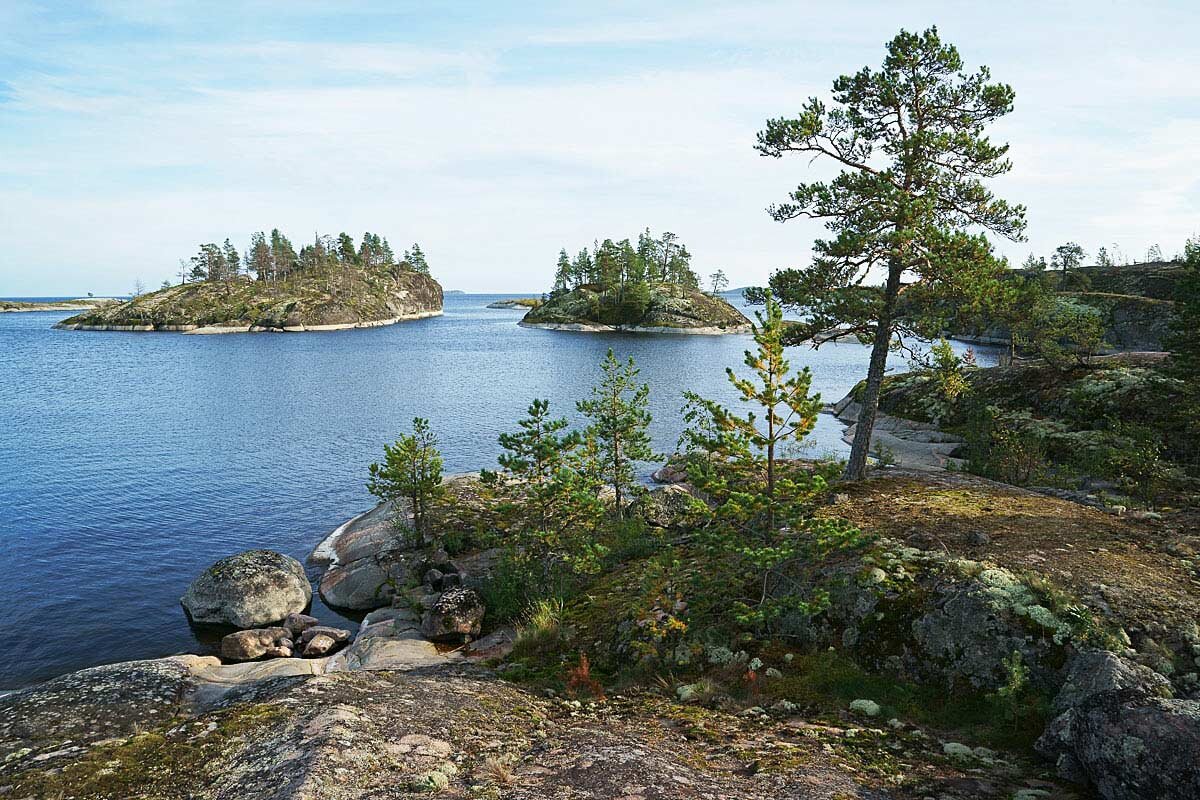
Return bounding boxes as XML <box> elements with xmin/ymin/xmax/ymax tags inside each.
<box><xmin>220</xmin><ymin>627</ymin><xmax>293</xmax><ymax>662</ymax></box>
<box><xmin>631</xmin><ymin>484</ymin><xmax>705</xmax><ymax>529</ymax></box>
<box><xmin>421</xmin><ymin>587</ymin><xmax>484</xmax><ymax>643</ymax></box>
<box><xmin>313</xmin><ymin>501</ymin><xmax>415</xmax><ymax>611</ymax></box>
<box><xmin>1036</xmin><ymin>650</ymin><xmax>1195</xmax><ymax>799</ymax></box>
<box><xmin>181</xmin><ymin>549</ymin><xmax>311</xmax><ymax>629</ymax></box>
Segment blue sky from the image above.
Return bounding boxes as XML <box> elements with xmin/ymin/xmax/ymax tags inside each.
<box><xmin>1</xmin><ymin>1</ymin><xmax>1197</xmax><ymax>295</ymax></box>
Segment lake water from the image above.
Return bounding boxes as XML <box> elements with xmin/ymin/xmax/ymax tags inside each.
<box><xmin>0</xmin><ymin>293</ymin><xmax>999</xmax><ymax>688</ymax></box>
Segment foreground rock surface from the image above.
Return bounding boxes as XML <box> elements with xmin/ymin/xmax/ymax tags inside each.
<box><xmin>181</xmin><ymin>549</ymin><xmax>312</xmax><ymax>628</ymax></box>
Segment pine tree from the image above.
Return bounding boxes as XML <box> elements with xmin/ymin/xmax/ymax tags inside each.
<box><xmin>222</xmin><ymin>239</ymin><xmax>241</xmax><ymax>278</ymax></box>
<box><xmin>247</xmin><ymin>232</ymin><xmax>272</xmax><ymax>280</ymax></box>
<box><xmin>367</xmin><ymin>418</ymin><xmax>444</xmax><ymax>540</ymax></box>
<box><xmin>682</xmin><ymin>292</ymin><xmax>824</xmax><ymax>530</ymax></box>
<box><xmin>1164</xmin><ymin>237</ymin><xmax>1200</xmax><ymax>447</ymax></box>
<box><xmin>710</xmin><ymin>269</ymin><xmax>729</xmax><ymax>295</ymax></box>
<box><xmin>408</xmin><ymin>243</ymin><xmax>429</xmax><ymax>274</ymax></box>
<box><xmin>269</xmin><ymin>229</ymin><xmax>297</xmax><ymax>280</ymax></box>
<box><xmin>336</xmin><ymin>232</ymin><xmax>358</xmax><ymax>266</ymax></box>
<box><xmin>577</xmin><ymin>349</ymin><xmax>655</xmax><ymax>518</ymax></box>
<box><xmin>481</xmin><ymin>399</ymin><xmax>605</xmax><ymax>577</ymax></box>
<box><xmin>753</xmin><ymin>27</ymin><xmax>1025</xmax><ymax>480</ymax></box>
<box><xmin>552</xmin><ymin>249</ymin><xmax>572</xmax><ymax>295</ymax></box>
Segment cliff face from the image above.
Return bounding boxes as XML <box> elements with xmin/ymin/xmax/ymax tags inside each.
<box><xmin>520</xmin><ymin>282</ymin><xmax>751</xmax><ymax>333</ymax></box>
<box><xmin>56</xmin><ymin>269</ymin><xmax>443</xmax><ymax>333</ymax></box>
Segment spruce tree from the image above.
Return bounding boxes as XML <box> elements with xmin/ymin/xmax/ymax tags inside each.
<box><xmin>552</xmin><ymin>249</ymin><xmax>572</xmax><ymax>295</ymax></box>
<box><xmin>577</xmin><ymin>349</ymin><xmax>655</xmax><ymax>517</ymax></box>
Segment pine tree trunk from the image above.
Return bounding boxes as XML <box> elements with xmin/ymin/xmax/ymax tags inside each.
<box><xmin>844</xmin><ymin>267</ymin><xmax>901</xmax><ymax>480</ymax></box>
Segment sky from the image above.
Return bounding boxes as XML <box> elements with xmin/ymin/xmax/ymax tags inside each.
<box><xmin>1</xmin><ymin>1</ymin><xmax>1198</xmax><ymax>295</ymax></box>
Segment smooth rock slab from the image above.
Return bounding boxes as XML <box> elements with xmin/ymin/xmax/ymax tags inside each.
<box><xmin>181</xmin><ymin>549</ymin><xmax>312</xmax><ymax>629</ymax></box>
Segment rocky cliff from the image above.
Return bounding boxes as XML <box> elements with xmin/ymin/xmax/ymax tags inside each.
<box><xmin>55</xmin><ymin>268</ymin><xmax>442</xmax><ymax>334</ymax></box>
<box><xmin>520</xmin><ymin>282</ymin><xmax>751</xmax><ymax>334</ymax></box>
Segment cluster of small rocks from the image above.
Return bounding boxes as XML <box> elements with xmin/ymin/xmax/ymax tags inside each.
<box><xmin>218</xmin><ymin>613</ymin><xmax>352</xmax><ymax>662</ymax></box>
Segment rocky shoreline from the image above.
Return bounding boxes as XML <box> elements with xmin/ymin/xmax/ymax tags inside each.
<box><xmin>4</xmin><ymin>468</ymin><xmax>1199</xmax><ymax>798</ymax></box>
<box><xmin>55</xmin><ymin>309</ymin><xmax>443</xmax><ymax>334</ymax></box>
<box><xmin>518</xmin><ymin>320</ymin><xmax>750</xmax><ymax>335</ymax></box>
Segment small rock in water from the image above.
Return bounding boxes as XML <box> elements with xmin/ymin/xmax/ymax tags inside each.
<box><xmin>300</xmin><ymin>625</ymin><xmax>351</xmax><ymax>646</ymax></box>
<box><xmin>220</xmin><ymin>627</ymin><xmax>293</xmax><ymax>661</ymax></box>
<box><xmin>283</xmin><ymin>612</ymin><xmax>320</xmax><ymax>638</ymax></box>
<box><xmin>302</xmin><ymin>633</ymin><xmax>339</xmax><ymax>657</ymax></box>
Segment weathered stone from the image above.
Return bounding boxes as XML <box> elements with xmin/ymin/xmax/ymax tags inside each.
<box><xmin>299</xmin><ymin>625</ymin><xmax>351</xmax><ymax>646</ymax></box>
<box><xmin>1037</xmin><ymin>688</ymin><xmax>1200</xmax><ymax>800</ymax></box>
<box><xmin>282</xmin><ymin>612</ymin><xmax>320</xmax><ymax>639</ymax></box>
<box><xmin>220</xmin><ymin>627</ymin><xmax>293</xmax><ymax>662</ymax></box>
<box><xmin>302</xmin><ymin>634</ymin><xmax>339</xmax><ymax>657</ymax></box>
<box><xmin>181</xmin><ymin>549</ymin><xmax>312</xmax><ymax>629</ymax></box>
<box><xmin>631</xmin><ymin>484</ymin><xmax>705</xmax><ymax>529</ymax></box>
<box><xmin>421</xmin><ymin>587</ymin><xmax>484</xmax><ymax>643</ymax></box>
<box><xmin>1051</xmin><ymin>650</ymin><xmax>1172</xmax><ymax>715</ymax></box>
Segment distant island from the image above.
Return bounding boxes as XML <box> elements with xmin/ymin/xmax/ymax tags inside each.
<box><xmin>518</xmin><ymin>230</ymin><xmax>750</xmax><ymax>334</ymax></box>
<box><xmin>2</xmin><ymin>298</ymin><xmax>116</xmax><ymax>313</ymax></box>
<box><xmin>57</xmin><ymin>231</ymin><xmax>443</xmax><ymax>333</ymax></box>
<box><xmin>486</xmin><ymin>297</ymin><xmax>541</xmax><ymax>310</ymax></box>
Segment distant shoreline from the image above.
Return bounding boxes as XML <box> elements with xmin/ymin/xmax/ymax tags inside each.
<box><xmin>55</xmin><ymin>309</ymin><xmax>443</xmax><ymax>334</ymax></box>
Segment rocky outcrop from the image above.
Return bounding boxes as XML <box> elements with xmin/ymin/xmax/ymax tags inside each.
<box><xmin>830</xmin><ymin>391</ymin><xmax>966</xmax><ymax>471</ymax></box>
<box><xmin>56</xmin><ymin>268</ymin><xmax>443</xmax><ymax>333</ymax></box>
<box><xmin>421</xmin><ymin>587</ymin><xmax>485</xmax><ymax>643</ymax></box>
<box><xmin>181</xmin><ymin>549</ymin><xmax>312</xmax><ymax>628</ymax></box>
<box><xmin>519</xmin><ymin>282</ymin><xmax>751</xmax><ymax>334</ymax></box>
<box><xmin>1036</xmin><ymin>652</ymin><xmax>1197</xmax><ymax>800</ymax></box>
<box><xmin>311</xmin><ymin>500</ymin><xmax>414</xmax><ymax>610</ymax></box>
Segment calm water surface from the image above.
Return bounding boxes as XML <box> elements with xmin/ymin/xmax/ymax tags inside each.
<box><xmin>0</xmin><ymin>293</ymin><xmax>999</xmax><ymax>687</ymax></box>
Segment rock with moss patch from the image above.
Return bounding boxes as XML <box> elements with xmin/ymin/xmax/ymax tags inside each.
<box><xmin>181</xmin><ymin>550</ymin><xmax>312</xmax><ymax>629</ymax></box>
<box><xmin>421</xmin><ymin>587</ymin><xmax>484</xmax><ymax>643</ymax></box>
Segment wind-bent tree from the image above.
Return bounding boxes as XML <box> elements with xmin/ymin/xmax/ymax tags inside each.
<box><xmin>577</xmin><ymin>349</ymin><xmax>655</xmax><ymax>517</ymax></box>
<box><xmin>751</xmin><ymin>27</ymin><xmax>1026</xmax><ymax>479</ymax></box>
<box><xmin>1051</xmin><ymin>242</ymin><xmax>1086</xmax><ymax>287</ymax></box>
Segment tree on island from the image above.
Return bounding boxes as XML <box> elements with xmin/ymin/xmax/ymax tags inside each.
<box><xmin>1051</xmin><ymin>242</ymin><xmax>1086</xmax><ymax>288</ymax></box>
<box><xmin>709</xmin><ymin>269</ymin><xmax>729</xmax><ymax>295</ymax></box>
<box><xmin>577</xmin><ymin>349</ymin><xmax>655</xmax><ymax>518</ymax></box>
<box><xmin>750</xmin><ymin>26</ymin><xmax>1026</xmax><ymax>480</ymax></box>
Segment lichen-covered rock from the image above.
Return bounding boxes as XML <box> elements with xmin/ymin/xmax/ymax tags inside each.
<box><xmin>1036</xmin><ymin>688</ymin><xmax>1200</xmax><ymax>800</ymax></box>
<box><xmin>220</xmin><ymin>627</ymin><xmax>293</xmax><ymax>661</ymax></box>
<box><xmin>631</xmin><ymin>484</ymin><xmax>705</xmax><ymax>529</ymax></box>
<box><xmin>0</xmin><ymin>657</ymin><xmax>202</xmax><ymax>768</ymax></box>
<box><xmin>421</xmin><ymin>587</ymin><xmax>484</xmax><ymax>643</ymax></box>
<box><xmin>181</xmin><ymin>550</ymin><xmax>312</xmax><ymax>629</ymax></box>
<box><xmin>1050</xmin><ymin>650</ymin><xmax>1172</xmax><ymax>716</ymax></box>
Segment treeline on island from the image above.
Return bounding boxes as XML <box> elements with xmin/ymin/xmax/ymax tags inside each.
<box><xmin>548</xmin><ymin>229</ymin><xmax>702</xmax><ymax>295</ymax></box>
<box><xmin>173</xmin><ymin>230</ymin><xmax>431</xmax><ymax>287</ymax></box>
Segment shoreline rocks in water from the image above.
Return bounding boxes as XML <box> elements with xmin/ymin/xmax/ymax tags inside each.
<box><xmin>180</xmin><ymin>549</ymin><xmax>312</xmax><ymax>629</ymax></box>
<box><xmin>485</xmin><ymin>298</ymin><xmax>541</xmax><ymax>309</ymax></box>
<box><xmin>1</xmin><ymin>298</ymin><xmax>117</xmax><ymax>313</ymax></box>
